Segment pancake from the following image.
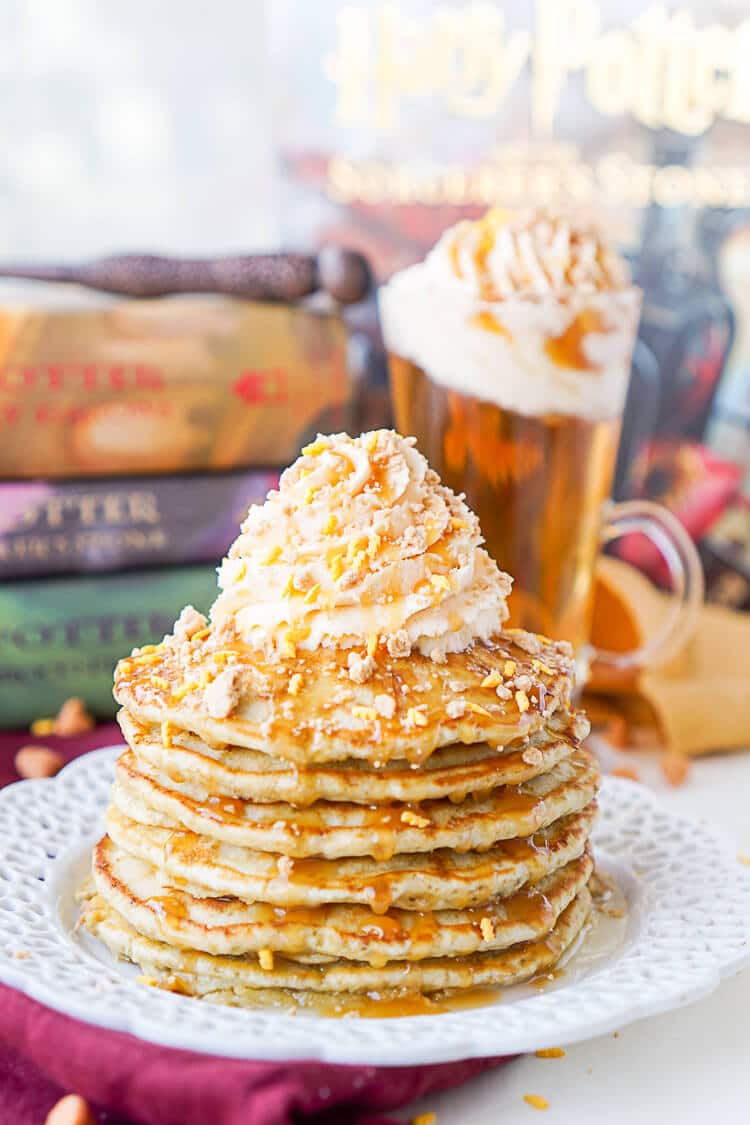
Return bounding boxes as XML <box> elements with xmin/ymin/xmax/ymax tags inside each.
<box><xmin>93</xmin><ymin>834</ymin><xmax>592</xmax><ymax>962</ymax></box>
<box><xmin>119</xmin><ymin>708</ymin><xmax>586</xmax><ymax>806</ymax></box>
<box><xmin>105</xmin><ymin>800</ymin><xmax>598</xmax><ymax>911</ymax></box>
<box><xmin>114</xmin><ymin>628</ymin><xmax>577</xmax><ymax>767</ymax></box>
<box><xmin>111</xmin><ymin>749</ymin><xmax>599</xmax><ymax>860</ymax></box>
<box><xmin>81</xmin><ymin>886</ymin><xmax>592</xmax><ymax>999</ymax></box>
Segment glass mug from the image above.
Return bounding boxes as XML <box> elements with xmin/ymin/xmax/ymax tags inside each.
<box><xmin>379</xmin><ymin>281</ymin><xmax>704</xmax><ymax>676</ymax></box>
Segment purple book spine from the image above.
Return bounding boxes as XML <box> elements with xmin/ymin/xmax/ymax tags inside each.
<box><xmin>0</xmin><ymin>471</ymin><xmax>279</xmax><ymax>579</ymax></box>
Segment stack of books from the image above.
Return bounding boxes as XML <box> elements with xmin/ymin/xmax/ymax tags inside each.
<box><xmin>0</xmin><ymin>288</ymin><xmax>359</xmax><ymax>726</ymax></box>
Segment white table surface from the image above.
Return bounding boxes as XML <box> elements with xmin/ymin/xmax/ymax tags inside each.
<box><xmin>403</xmin><ymin>749</ymin><xmax>750</xmax><ymax>1125</ymax></box>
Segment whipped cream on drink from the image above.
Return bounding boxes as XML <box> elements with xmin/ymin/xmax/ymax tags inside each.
<box><xmin>378</xmin><ymin>209</ymin><xmax>640</xmax><ymax>421</ymax></box>
<box><xmin>212</xmin><ymin>430</ymin><xmax>511</xmax><ymax>661</ymax></box>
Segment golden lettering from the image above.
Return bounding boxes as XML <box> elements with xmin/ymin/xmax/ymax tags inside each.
<box><xmin>324</xmin><ymin>148</ymin><xmax>750</xmax><ymax>210</ymax></box>
<box><xmin>585</xmin><ymin>30</ymin><xmax>636</xmax><ymax>117</ymax></box>
<box><xmin>436</xmin><ymin>5</ymin><xmax>530</xmax><ymax>120</ymax></box>
<box><xmin>322</xmin><ymin>1</ymin><xmax>750</xmax><ymax>138</ymax></box>
<box><xmin>533</xmin><ymin>0</ymin><xmax>600</xmax><ymax>135</ymax></box>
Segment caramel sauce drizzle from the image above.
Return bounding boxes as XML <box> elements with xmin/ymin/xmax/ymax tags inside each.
<box><xmin>544</xmin><ymin>308</ymin><xmax>611</xmax><ymax>372</ymax></box>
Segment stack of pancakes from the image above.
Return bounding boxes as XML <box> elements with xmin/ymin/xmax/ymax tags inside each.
<box><xmin>81</xmin><ymin>431</ymin><xmax>599</xmax><ymax>1014</ymax></box>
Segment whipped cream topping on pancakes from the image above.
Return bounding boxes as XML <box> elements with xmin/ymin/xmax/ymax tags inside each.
<box><xmin>212</xmin><ymin>430</ymin><xmax>512</xmax><ymax>661</ymax></box>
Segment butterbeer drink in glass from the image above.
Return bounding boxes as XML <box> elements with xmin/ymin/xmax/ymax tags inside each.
<box><xmin>379</xmin><ymin>210</ymin><xmax>642</xmax><ymax>653</ymax></box>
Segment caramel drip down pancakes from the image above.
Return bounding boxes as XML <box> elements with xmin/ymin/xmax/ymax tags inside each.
<box><xmin>81</xmin><ymin>430</ymin><xmax>600</xmax><ymax>1015</ymax></box>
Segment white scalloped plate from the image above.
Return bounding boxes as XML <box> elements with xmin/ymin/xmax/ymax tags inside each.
<box><xmin>0</xmin><ymin>746</ymin><xmax>749</xmax><ymax>1065</ymax></box>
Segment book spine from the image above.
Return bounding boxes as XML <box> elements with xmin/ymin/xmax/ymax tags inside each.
<box><xmin>0</xmin><ymin>298</ymin><xmax>354</xmax><ymax>477</ymax></box>
<box><xmin>0</xmin><ymin>470</ymin><xmax>279</xmax><ymax>579</ymax></box>
<box><xmin>0</xmin><ymin>566</ymin><xmax>219</xmax><ymax>728</ymax></box>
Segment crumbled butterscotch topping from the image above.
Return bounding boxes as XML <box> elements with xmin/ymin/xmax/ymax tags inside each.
<box><xmin>204</xmin><ymin>666</ymin><xmax>244</xmax><ymax>719</ymax></box>
<box><xmin>258</xmin><ymin>948</ymin><xmax>274</xmax><ymax>971</ymax></box>
<box><xmin>262</xmin><ymin>545</ymin><xmax>282</xmax><ymax>565</ymax></box>
<box><xmin>515</xmin><ymin>690</ymin><xmax>530</xmax><ymax>713</ymax></box>
<box><xmin>465</xmin><ymin>701</ymin><xmax>492</xmax><ymax>718</ymax></box>
<box><xmin>373</xmin><ymin>693</ymin><xmax>396</xmax><ymax>719</ymax></box>
<box><xmin>387</xmin><ymin>630</ymin><xmax>411</xmax><ymax>659</ymax></box>
<box><xmin>401</xmin><ymin>809</ymin><xmax>430</xmax><ymax>828</ymax></box>
<box><xmin>430</xmin><ymin>574</ymin><xmax>452</xmax><ymax>595</ymax></box>
<box><xmin>150</xmin><ymin>675</ymin><xmax>170</xmax><ymax>692</ymax></box>
<box><xmin>352</xmin><ymin>705</ymin><xmax>378</xmax><ymax>722</ymax></box>
<box><xmin>173</xmin><ymin>606</ymin><xmax>207</xmax><ymax>641</ymax></box>
<box><xmin>347</xmin><ymin>651</ymin><xmax>375</xmax><ymax>684</ymax></box>
<box><xmin>481</xmin><ymin>670</ymin><xmax>502</xmax><ymax>688</ymax></box>
<box><xmin>171</xmin><ymin>681</ymin><xmax>197</xmax><ymax>702</ymax></box>
<box><xmin>401</xmin><ymin>525</ymin><xmax>427</xmax><ymax>557</ymax></box>
<box><xmin>160</xmin><ymin>720</ymin><xmax>173</xmax><ymax>748</ymax></box>
<box><xmin>503</xmin><ymin>660</ymin><xmax>517</xmax><ymax>676</ymax></box>
<box><xmin>406</xmin><ymin>706</ymin><xmax>428</xmax><ymax>728</ymax></box>
<box><xmin>479</xmin><ymin>917</ymin><xmax>495</xmax><ymax>942</ymax></box>
<box><xmin>130</xmin><ymin>651</ymin><xmax>164</xmax><ymax>667</ymax></box>
<box><xmin>535</xmin><ymin>1047</ymin><xmax>565</xmax><ymax>1058</ymax></box>
<box><xmin>505</xmin><ymin>628</ymin><xmax>543</xmax><ymax>656</ymax></box>
<box><xmin>288</xmin><ymin>673</ymin><xmax>303</xmax><ymax>696</ymax></box>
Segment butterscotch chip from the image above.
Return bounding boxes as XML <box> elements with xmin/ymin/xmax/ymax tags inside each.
<box><xmin>523</xmin><ymin>1093</ymin><xmax>550</xmax><ymax>1110</ymax></box>
<box><xmin>45</xmin><ymin>1094</ymin><xmax>95</xmax><ymax>1125</ymax></box>
<box><xmin>479</xmin><ymin>917</ymin><xmax>495</xmax><ymax>942</ymax></box>
<box><xmin>515</xmin><ymin>690</ymin><xmax>530</xmax><ymax>713</ymax></box>
<box><xmin>412</xmin><ymin>1114</ymin><xmax>437</xmax><ymax>1125</ymax></box>
<box><xmin>661</xmin><ymin>752</ymin><xmax>690</xmax><ymax>787</ymax></box>
<box><xmin>54</xmin><ymin>697</ymin><xmax>95</xmax><ymax>737</ymax></box>
<box><xmin>535</xmin><ymin>1047</ymin><xmax>565</xmax><ymax>1058</ymax></box>
<box><xmin>30</xmin><ymin>717</ymin><xmax>56</xmax><ymax>736</ymax></box>
<box><xmin>15</xmin><ymin>745</ymin><xmax>65</xmax><ymax>780</ymax></box>
<box><xmin>401</xmin><ymin>809</ymin><xmax>430</xmax><ymax>829</ymax></box>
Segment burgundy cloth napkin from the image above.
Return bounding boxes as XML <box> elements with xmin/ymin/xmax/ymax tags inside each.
<box><xmin>0</xmin><ymin>726</ymin><xmax>512</xmax><ymax>1124</ymax></box>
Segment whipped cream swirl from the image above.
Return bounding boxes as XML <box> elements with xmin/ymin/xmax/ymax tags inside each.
<box><xmin>378</xmin><ymin>208</ymin><xmax>640</xmax><ymax>422</ymax></box>
<box><xmin>433</xmin><ymin>208</ymin><xmax>630</xmax><ymax>300</ymax></box>
<box><xmin>211</xmin><ymin>430</ymin><xmax>511</xmax><ymax>659</ymax></box>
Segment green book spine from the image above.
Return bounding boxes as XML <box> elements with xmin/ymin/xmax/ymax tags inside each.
<box><xmin>0</xmin><ymin>566</ymin><xmax>217</xmax><ymax>728</ymax></box>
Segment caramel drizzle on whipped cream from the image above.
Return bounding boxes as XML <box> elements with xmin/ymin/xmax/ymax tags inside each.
<box><xmin>440</xmin><ymin>208</ymin><xmax>630</xmax><ymax>302</ymax></box>
<box><xmin>211</xmin><ymin>430</ymin><xmax>511</xmax><ymax>665</ymax></box>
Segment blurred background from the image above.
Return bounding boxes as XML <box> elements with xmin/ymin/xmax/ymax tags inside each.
<box><xmin>1</xmin><ymin>0</ymin><xmax>749</xmax><ymax>762</ymax></box>
<box><xmin>0</xmin><ymin>0</ymin><xmax>275</xmax><ymax>256</ymax></box>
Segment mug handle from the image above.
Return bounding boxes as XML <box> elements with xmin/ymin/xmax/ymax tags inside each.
<box><xmin>592</xmin><ymin>499</ymin><xmax>704</xmax><ymax>669</ymax></box>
